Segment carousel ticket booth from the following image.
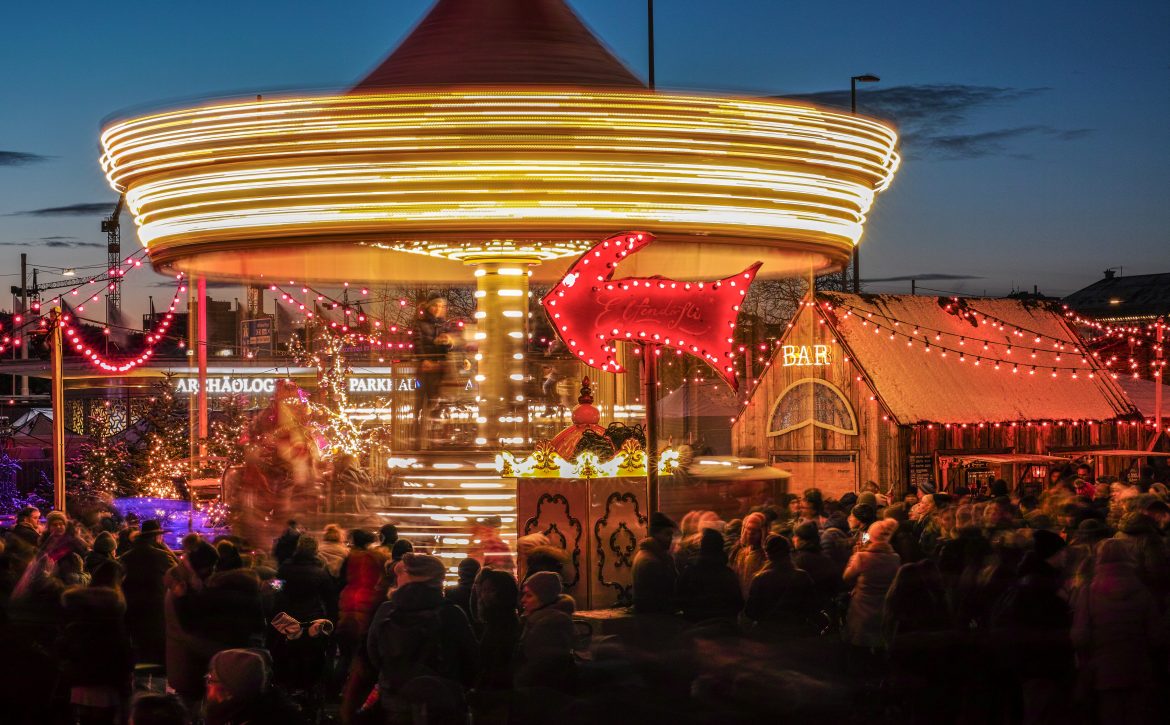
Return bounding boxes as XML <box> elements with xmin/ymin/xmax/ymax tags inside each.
<box><xmin>498</xmin><ymin>380</ymin><xmax>672</xmax><ymax>609</ymax></box>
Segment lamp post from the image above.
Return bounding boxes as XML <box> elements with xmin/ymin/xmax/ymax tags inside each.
<box><xmin>850</xmin><ymin>74</ymin><xmax>880</xmax><ymax>293</ymax></box>
<box><xmin>647</xmin><ymin>0</ymin><xmax>655</xmax><ymax>90</ymax></box>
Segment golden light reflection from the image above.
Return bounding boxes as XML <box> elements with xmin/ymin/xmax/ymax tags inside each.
<box><xmin>100</xmin><ymin>90</ymin><xmax>899</xmax><ymax>268</ymax></box>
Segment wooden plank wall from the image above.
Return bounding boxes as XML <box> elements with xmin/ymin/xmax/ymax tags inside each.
<box><xmin>732</xmin><ymin>304</ymin><xmax>900</xmax><ymax>494</ymax></box>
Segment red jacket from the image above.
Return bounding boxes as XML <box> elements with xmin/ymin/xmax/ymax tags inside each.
<box><xmin>339</xmin><ymin>548</ymin><xmax>388</xmax><ymax>617</ymax></box>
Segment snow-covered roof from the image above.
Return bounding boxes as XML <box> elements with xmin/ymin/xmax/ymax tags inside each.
<box><xmin>1117</xmin><ymin>376</ymin><xmax>1169</xmax><ymax>418</ymax></box>
<box><xmin>818</xmin><ymin>293</ymin><xmax>1136</xmax><ymax>424</ymax></box>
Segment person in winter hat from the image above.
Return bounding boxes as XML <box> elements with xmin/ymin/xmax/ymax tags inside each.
<box><xmin>516</xmin><ymin>571</ymin><xmax>577</xmax><ymax>691</ymax></box>
<box><xmin>842</xmin><ymin>518</ymin><xmax>901</xmax><ymax>649</ymax></box>
<box><xmin>792</xmin><ymin>520</ymin><xmax>843</xmax><ymax>608</ymax></box>
<box><xmin>731</xmin><ymin>511</ymin><xmax>768</xmax><ymax>596</ymax></box>
<box><xmin>85</xmin><ymin>531</ymin><xmax>118</xmax><ymax>574</ymax></box>
<box><xmin>367</xmin><ymin>553</ymin><xmax>476</xmax><ymax>721</ymax></box>
<box><xmin>121</xmin><ymin>519</ymin><xmax>178</xmax><ymax>668</ymax></box>
<box><xmin>337</xmin><ymin>529</ymin><xmax>388</xmax><ymax>725</ymax></box>
<box><xmin>202</xmin><ymin>648</ymin><xmax>304</xmax><ymax>725</ymax></box>
<box><xmin>443</xmin><ymin>557</ymin><xmax>480</xmax><ymax>619</ymax></box>
<box><xmin>317</xmin><ymin>524</ymin><xmax>348</xmax><ymax>578</ymax></box>
<box><xmin>675</xmin><ymin>527</ymin><xmax>743</xmax><ymax>621</ymax></box>
<box><xmin>632</xmin><ymin>512</ymin><xmax>678</xmax><ymax>614</ymax></box>
<box><xmin>1071</xmin><ymin>538</ymin><xmax>1162</xmax><ymax>724</ymax></box>
<box><xmin>742</xmin><ymin>535</ymin><xmax>816</xmax><ymax>636</ymax></box>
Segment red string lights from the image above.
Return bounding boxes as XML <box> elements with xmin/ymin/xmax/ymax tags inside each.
<box><xmin>60</xmin><ymin>275</ymin><xmax>186</xmax><ymax>373</ymax></box>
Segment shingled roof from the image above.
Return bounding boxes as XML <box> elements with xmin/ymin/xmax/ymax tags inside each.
<box><xmin>818</xmin><ymin>293</ymin><xmax>1136</xmax><ymax>425</ymax></box>
<box><xmin>352</xmin><ymin>0</ymin><xmax>645</xmax><ymax>91</ymax></box>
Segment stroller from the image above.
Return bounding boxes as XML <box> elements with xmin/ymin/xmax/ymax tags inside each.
<box><xmin>269</xmin><ymin>612</ymin><xmax>335</xmax><ymax>723</ymax></box>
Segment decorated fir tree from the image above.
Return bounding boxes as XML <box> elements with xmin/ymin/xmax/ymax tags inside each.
<box><xmin>206</xmin><ymin>393</ymin><xmax>249</xmax><ymax>465</ymax></box>
<box><xmin>131</xmin><ymin>374</ymin><xmax>190</xmax><ymax>498</ymax></box>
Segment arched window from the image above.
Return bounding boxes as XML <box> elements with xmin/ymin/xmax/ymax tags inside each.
<box><xmin>767</xmin><ymin>378</ymin><xmax>858</xmax><ymax>437</ymax></box>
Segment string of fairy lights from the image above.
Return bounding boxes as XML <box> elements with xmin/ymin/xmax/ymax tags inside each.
<box><xmin>3</xmin><ymin>253</ymin><xmax>1165</xmax><ymax>436</ymax></box>
<box><xmin>269</xmin><ymin>284</ymin><xmax>418</xmax><ymax>353</ymax></box>
<box><xmin>0</xmin><ymin>248</ymin><xmax>151</xmax><ymax>357</ymax></box>
<box><xmin>61</xmin><ymin>276</ymin><xmax>186</xmax><ymax>373</ymax></box>
<box><xmin>728</xmin><ymin>295</ymin><xmax>1168</xmax><ymax>431</ymax></box>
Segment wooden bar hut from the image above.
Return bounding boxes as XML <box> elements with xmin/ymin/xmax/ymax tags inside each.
<box><xmin>731</xmin><ymin>293</ymin><xmax>1142</xmax><ymax>497</ymax></box>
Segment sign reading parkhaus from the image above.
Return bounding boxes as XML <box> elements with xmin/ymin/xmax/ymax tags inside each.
<box><xmin>348</xmin><ymin>377</ymin><xmax>421</xmax><ymax>393</ymax></box>
<box><xmin>175</xmin><ymin>376</ymin><xmax>420</xmax><ymax>396</ymax></box>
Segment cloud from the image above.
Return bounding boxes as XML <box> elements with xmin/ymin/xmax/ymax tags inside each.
<box><xmin>783</xmin><ymin>85</ymin><xmax>1092</xmax><ymax>160</ymax></box>
<box><xmin>149</xmin><ymin>279</ymin><xmax>238</xmax><ymax>290</ymax></box>
<box><xmin>8</xmin><ymin>202</ymin><xmax>115</xmax><ymax>217</ymax></box>
<box><xmin>43</xmin><ymin>239</ymin><xmax>103</xmax><ymax>249</ymax></box>
<box><xmin>0</xmin><ymin>151</ymin><xmax>49</xmax><ymax>166</ymax></box>
<box><xmin>864</xmin><ymin>273</ymin><xmax>985</xmax><ymax>282</ymax></box>
<box><xmin>0</xmin><ymin>237</ymin><xmax>104</xmax><ymax>249</ymax></box>
<box><xmin>915</xmin><ymin>125</ymin><xmax>1094</xmax><ymax>160</ymax></box>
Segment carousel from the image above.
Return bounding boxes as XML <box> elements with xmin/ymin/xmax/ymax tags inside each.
<box><xmin>97</xmin><ymin>0</ymin><xmax>899</xmax><ymax>558</ymax></box>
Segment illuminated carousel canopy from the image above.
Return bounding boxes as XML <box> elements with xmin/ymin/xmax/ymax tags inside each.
<box><xmin>99</xmin><ymin>0</ymin><xmax>900</xmax><ymax>283</ymax></box>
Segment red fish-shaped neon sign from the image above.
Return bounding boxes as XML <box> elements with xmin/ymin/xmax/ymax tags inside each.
<box><xmin>542</xmin><ymin>232</ymin><xmax>761</xmax><ymax>390</ymax></box>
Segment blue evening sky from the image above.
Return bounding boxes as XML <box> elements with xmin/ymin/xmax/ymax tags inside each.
<box><xmin>1</xmin><ymin>0</ymin><xmax>1168</xmax><ymax>318</ymax></box>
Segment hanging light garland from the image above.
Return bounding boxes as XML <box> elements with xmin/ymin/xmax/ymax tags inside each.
<box><xmin>0</xmin><ymin>249</ymin><xmax>151</xmax><ymax>356</ymax></box>
<box><xmin>825</xmin><ymin>299</ymin><xmax>1107</xmax><ymax>378</ymax></box>
<box><xmin>60</xmin><ymin>275</ymin><xmax>186</xmax><ymax>373</ymax></box>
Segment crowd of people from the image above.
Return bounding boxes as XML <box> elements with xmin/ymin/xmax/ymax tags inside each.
<box><xmin>630</xmin><ymin>467</ymin><xmax>1170</xmax><ymax>724</ymax></box>
<box><xmin>0</xmin><ymin>462</ymin><xmax>1168</xmax><ymax>724</ymax></box>
<box><xmin>0</xmin><ymin>510</ymin><xmax>585</xmax><ymax>725</ymax></box>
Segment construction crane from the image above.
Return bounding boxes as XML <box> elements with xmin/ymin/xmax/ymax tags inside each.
<box><xmin>101</xmin><ymin>194</ymin><xmax>125</xmax><ymax>322</ymax></box>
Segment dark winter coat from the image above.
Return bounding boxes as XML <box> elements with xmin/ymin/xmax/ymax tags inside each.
<box><xmin>189</xmin><ymin>569</ymin><xmax>266</xmax><ymax>650</ymax></box>
<box><xmin>84</xmin><ymin>550</ymin><xmax>115</xmax><ymax>575</ymax></box>
<box><xmin>675</xmin><ymin>554</ymin><xmax>744</xmax><ymax>621</ymax></box>
<box><xmin>57</xmin><ymin>586</ymin><xmax>132</xmax><ymax>691</ymax></box>
<box><xmin>202</xmin><ymin>687</ymin><xmax>309</xmax><ymax>725</ymax></box>
<box><xmin>272</xmin><ymin>529</ymin><xmax>301</xmax><ymax>566</ymax></box>
<box><xmin>987</xmin><ymin>560</ymin><xmax>1073</xmax><ymax>681</ymax></box>
<box><xmin>632</xmin><ymin>537</ymin><xmax>677</xmax><ymax>614</ymax></box>
<box><xmin>476</xmin><ymin>612</ymin><xmax>520</xmax><ymax>691</ymax></box>
<box><xmin>367</xmin><ymin>582</ymin><xmax>477</xmax><ymax>697</ymax></box>
<box><xmin>416</xmin><ymin>313</ymin><xmax>451</xmax><ymax>358</ymax></box>
<box><xmin>444</xmin><ymin>580</ymin><xmax>474</xmax><ymax>619</ymax></box>
<box><xmin>7</xmin><ymin>521</ymin><xmax>40</xmax><ymax>549</ymax></box>
<box><xmin>276</xmin><ymin>552</ymin><xmax>337</xmax><ymax>623</ymax></box>
<box><xmin>743</xmin><ymin>559</ymin><xmax>817</xmax><ymax>634</ymax></box>
<box><xmin>792</xmin><ymin>545</ymin><xmax>843</xmax><ymax>609</ymax></box>
<box><xmin>890</xmin><ymin>520</ymin><xmax>924</xmax><ymax>563</ymax></box>
<box><xmin>516</xmin><ymin>594</ymin><xmax>576</xmax><ymax>690</ymax></box>
<box><xmin>120</xmin><ymin>537</ymin><xmax>177</xmax><ymax>664</ymax></box>
<box><xmin>843</xmin><ymin>543</ymin><xmax>901</xmax><ymax>647</ymax></box>
<box><xmin>164</xmin><ymin>563</ymin><xmax>216</xmax><ymax>700</ymax></box>
<box><xmin>1071</xmin><ymin>561</ymin><xmax>1163</xmax><ymax>690</ymax></box>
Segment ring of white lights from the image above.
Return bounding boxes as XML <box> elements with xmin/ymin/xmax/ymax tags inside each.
<box><xmin>100</xmin><ymin>90</ymin><xmax>899</xmax><ymax>281</ymax></box>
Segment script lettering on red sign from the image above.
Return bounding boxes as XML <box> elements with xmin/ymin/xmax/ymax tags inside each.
<box><xmin>542</xmin><ymin>232</ymin><xmax>761</xmax><ymax>390</ymax></box>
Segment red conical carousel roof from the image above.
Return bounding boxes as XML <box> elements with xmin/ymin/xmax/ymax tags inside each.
<box><xmin>352</xmin><ymin>0</ymin><xmax>645</xmax><ymax>90</ymax></box>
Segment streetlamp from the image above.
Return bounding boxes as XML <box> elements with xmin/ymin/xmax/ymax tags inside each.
<box><xmin>647</xmin><ymin>0</ymin><xmax>655</xmax><ymax>90</ymax></box>
<box><xmin>849</xmin><ymin>74</ymin><xmax>880</xmax><ymax>292</ymax></box>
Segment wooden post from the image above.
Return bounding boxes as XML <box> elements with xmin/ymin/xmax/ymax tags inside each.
<box><xmin>1150</xmin><ymin>318</ymin><xmax>1164</xmax><ymax>451</ymax></box>
<box><xmin>643</xmin><ymin>342</ymin><xmax>660</xmax><ymax>513</ymax></box>
<box><xmin>50</xmin><ymin>308</ymin><xmax>66</xmax><ymax>512</ymax></box>
<box><xmin>197</xmin><ymin>277</ymin><xmax>209</xmax><ymax>459</ymax></box>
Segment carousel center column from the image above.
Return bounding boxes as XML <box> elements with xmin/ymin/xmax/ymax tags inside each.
<box><xmin>471</xmin><ymin>259</ymin><xmax>534</xmax><ymax>447</ymax></box>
